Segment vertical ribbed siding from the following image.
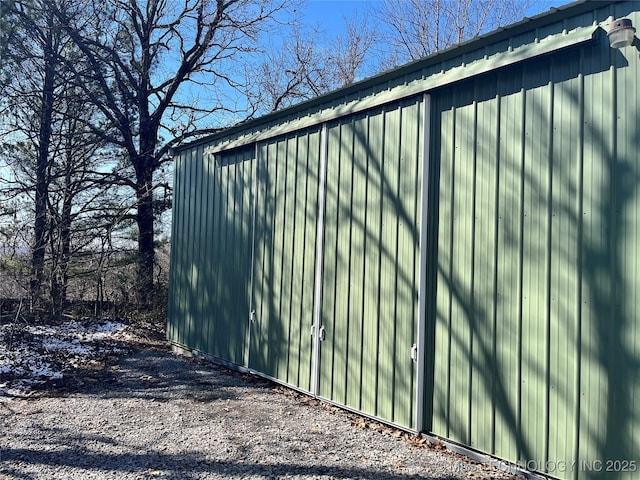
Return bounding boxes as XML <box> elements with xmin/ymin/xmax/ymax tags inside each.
<box><xmin>209</xmin><ymin>148</ymin><xmax>254</xmax><ymax>365</ymax></box>
<box><xmin>167</xmin><ymin>145</ymin><xmax>254</xmax><ymax>366</ymax></box>
<box><xmin>250</xmin><ymin>128</ymin><xmax>320</xmax><ymax>392</ymax></box>
<box><xmin>168</xmin><ymin>144</ymin><xmax>207</xmax><ymax>350</ymax></box>
<box><xmin>431</xmin><ymin>8</ymin><xmax>640</xmax><ymax>477</ymax></box>
<box><xmin>319</xmin><ymin>98</ymin><xmax>422</xmax><ymax>429</ymax></box>
<box><xmin>578</xmin><ymin>3</ymin><xmax>640</xmax><ymax>474</ymax></box>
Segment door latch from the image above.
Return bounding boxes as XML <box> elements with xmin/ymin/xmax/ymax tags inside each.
<box><xmin>411</xmin><ymin>343</ymin><xmax>418</xmax><ymax>362</ymax></box>
<box><xmin>249</xmin><ymin>309</ymin><xmax>256</xmax><ymax>323</ymax></box>
<box><xmin>319</xmin><ymin>325</ymin><xmax>326</xmax><ymax>341</ymax></box>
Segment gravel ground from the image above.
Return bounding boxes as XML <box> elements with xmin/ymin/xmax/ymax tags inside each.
<box><xmin>0</xmin><ymin>325</ymin><xmax>516</xmax><ymax>479</ymax></box>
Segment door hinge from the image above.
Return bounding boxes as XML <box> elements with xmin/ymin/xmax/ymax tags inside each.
<box><xmin>411</xmin><ymin>343</ymin><xmax>418</xmax><ymax>362</ymax></box>
<box><xmin>249</xmin><ymin>309</ymin><xmax>256</xmax><ymax>323</ymax></box>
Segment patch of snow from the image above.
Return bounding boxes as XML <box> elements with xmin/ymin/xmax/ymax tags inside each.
<box><xmin>0</xmin><ymin>318</ymin><xmax>128</xmax><ymax>398</ymax></box>
<box><xmin>28</xmin><ymin>363</ymin><xmax>63</xmax><ymax>379</ymax></box>
<box><xmin>42</xmin><ymin>337</ymin><xmax>93</xmax><ymax>355</ymax></box>
<box><xmin>0</xmin><ymin>360</ymin><xmax>11</xmax><ymax>374</ymax></box>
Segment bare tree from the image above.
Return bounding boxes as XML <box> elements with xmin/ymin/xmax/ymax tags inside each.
<box><xmin>329</xmin><ymin>12</ymin><xmax>376</xmax><ymax>87</ymax></box>
<box><xmin>45</xmin><ymin>0</ymin><xmax>288</xmax><ymax>304</ymax></box>
<box><xmin>249</xmin><ymin>23</ymin><xmax>331</xmax><ymax>112</ymax></box>
<box><xmin>248</xmin><ymin>12</ymin><xmax>376</xmax><ymax>113</ymax></box>
<box><xmin>376</xmin><ymin>0</ymin><xmax>532</xmax><ymax>65</ymax></box>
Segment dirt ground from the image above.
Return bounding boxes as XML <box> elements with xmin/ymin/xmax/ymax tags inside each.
<box><xmin>0</xmin><ymin>317</ymin><xmax>518</xmax><ymax>479</ymax></box>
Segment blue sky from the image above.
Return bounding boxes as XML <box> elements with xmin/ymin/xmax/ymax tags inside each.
<box><xmin>301</xmin><ymin>0</ymin><xmax>573</xmax><ymax>36</ymax></box>
<box><xmin>303</xmin><ymin>0</ymin><xmax>371</xmax><ymax>31</ymax></box>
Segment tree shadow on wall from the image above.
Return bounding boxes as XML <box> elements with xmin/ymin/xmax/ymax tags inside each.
<box><xmin>168</xmin><ymin>145</ymin><xmax>254</xmax><ymax>367</ymax></box>
<box><xmin>429</xmin><ymin>26</ymin><xmax>639</xmax><ymax>479</ymax></box>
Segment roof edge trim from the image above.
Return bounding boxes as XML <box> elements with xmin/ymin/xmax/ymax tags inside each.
<box><xmin>206</xmin><ymin>24</ymin><xmax>599</xmax><ymax>155</ymax></box>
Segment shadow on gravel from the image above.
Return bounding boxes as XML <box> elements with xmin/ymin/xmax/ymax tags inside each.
<box><xmin>0</xmin><ymin>346</ymin><xmax>483</xmax><ymax>480</ymax></box>
<box><xmin>0</xmin><ymin>446</ymin><xmax>462</xmax><ymax>480</ymax></box>
<box><xmin>35</xmin><ymin>348</ymin><xmax>277</xmax><ymax>405</ymax></box>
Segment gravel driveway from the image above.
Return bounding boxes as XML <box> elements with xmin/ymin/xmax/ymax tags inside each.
<box><xmin>0</xmin><ymin>333</ymin><xmax>516</xmax><ymax>479</ymax></box>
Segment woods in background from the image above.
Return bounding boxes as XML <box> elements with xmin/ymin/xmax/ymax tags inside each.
<box><xmin>0</xmin><ymin>0</ymin><xmax>532</xmax><ymax>318</ymax></box>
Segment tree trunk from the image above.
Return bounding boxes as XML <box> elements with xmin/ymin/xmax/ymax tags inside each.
<box><xmin>135</xmin><ymin>154</ymin><xmax>155</xmax><ymax>307</ymax></box>
<box><xmin>31</xmin><ymin>12</ymin><xmax>56</xmax><ymax>316</ymax></box>
<box><xmin>51</xmin><ymin>166</ymin><xmax>73</xmax><ymax>316</ymax></box>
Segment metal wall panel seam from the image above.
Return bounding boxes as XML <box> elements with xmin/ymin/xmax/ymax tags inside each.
<box><xmin>543</xmin><ymin>70</ymin><xmax>554</xmax><ymax>469</ymax></box>
<box><xmin>416</xmin><ymin>94</ymin><xmax>431</xmax><ymax>432</ymax></box>
<box><xmin>445</xmin><ymin>103</ymin><xmax>457</xmax><ymax>439</ymax></box>
<box><xmin>516</xmin><ymin>82</ymin><xmax>527</xmax><ymax>461</ymax></box>
<box><xmin>468</xmin><ymin>96</ymin><xmax>479</xmax><ymax>447</ymax></box>
<box><xmin>187</xmin><ymin>147</ymin><xmax>197</xmax><ymax>347</ymax></box>
<box><xmin>312</xmin><ymin>123</ymin><xmax>328</xmax><ymax>396</ymax></box>
<box><xmin>491</xmin><ymin>91</ymin><xmax>502</xmax><ymax>454</ymax></box>
<box><xmin>196</xmin><ymin>146</ymin><xmax>207</xmax><ymax>352</ymax></box>
<box><xmin>572</xmin><ymin>47</ymin><xmax>585</xmax><ymax>480</ymax></box>
<box><xmin>205</xmin><ymin>26</ymin><xmax>598</xmax><ymax>156</ymax></box>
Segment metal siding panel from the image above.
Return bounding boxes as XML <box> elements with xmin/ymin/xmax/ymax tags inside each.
<box><xmin>547</xmin><ymin>55</ymin><xmax>580</xmax><ymax>474</ymax></box>
<box><xmin>168</xmin><ymin>149</ymin><xmax>189</xmax><ymax>346</ymax></box>
<box><xmin>362</xmin><ymin>109</ymin><xmax>383</xmax><ymax>416</ymax></box>
<box><xmin>210</xmin><ymin>149</ymin><xmax>224</xmax><ymax>357</ymax></box>
<box><xmin>300</xmin><ymin>130</ymin><xmax>321</xmax><ymax>391</ymax></box>
<box><xmin>233</xmin><ymin>152</ymin><xmax>253</xmax><ymax>365</ymax></box>
<box><xmin>319</xmin><ymin>121</ymin><xmax>343</xmax><ymax>402</ymax></box>
<box><xmin>433</xmin><ymin>91</ymin><xmax>455</xmax><ymax>438</ymax></box>
<box><xmin>327</xmin><ymin>119</ymin><xmax>355</xmax><ymax>405</ymax></box>
<box><xmin>449</xmin><ymin>87</ymin><xmax>475</xmax><ymax>447</ymax></box>
<box><xmin>194</xmin><ymin>146</ymin><xmax>208</xmax><ymax>352</ymax></box>
<box><xmin>282</xmin><ymin>131</ymin><xmax>318</xmax><ymax>390</ymax></box>
<box><xmin>250</xmin><ymin>130</ymin><xmax>319</xmax><ymax>390</ymax></box>
<box><xmin>199</xmin><ymin>145</ymin><xmax>212</xmax><ymax>351</ymax></box>
<box><xmin>469</xmin><ymin>79</ymin><xmax>499</xmax><ymax>453</ymax></box>
<box><xmin>253</xmin><ymin>140</ymin><xmax>279</xmax><ymax>376</ymax></box>
<box><xmin>431</xmin><ymin>12</ymin><xmax>640</xmax><ymax>476</ymax></box>
<box><xmin>346</xmin><ymin>113</ymin><xmax>367</xmax><ymax>411</ymax></box>
<box><xmin>283</xmin><ymin>136</ymin><xmax>298</xmax><ymax>385</ymax></box>
<box><xmin>185</xmin><ymin>146</ymin><xmax>199</xmax><ymax>350</ymax></box>
<box><xmin>578</xmin><ymin>35</ymin><xmax>612</xmax><ymax>473</ymax></box>
<box><xmin>519</xmin><ymin>64</ymin><xmax>551</xmax><ymax>467</ymax></box>
<box><xmin>319</xmin><ymin>99</ymin><xmax>421</xmax><ymax>428</ymax></box>
<box><xmin>577</xmin><ymin>6</ymin><xmax>640</xmax><ymax>476</ymax></box>
<box><xmin>434</xmin><ymin>74</ymin><xmax>529</xmax><ymax>461</ymax></box>
<box><xmin>250</xmin><ymin>144</ymin><xmax>267</xmax><ymax>373</ymax></box>
<box><xmin>218</xmin><ymin>156</ymin><xmax>232</xmax><ymax>357</ymax></box>
<box><xmin>379</xmin><ymin>106</ymin><xmax>401</xmax><ymax>424</ymax></box>
<box><xmin>394</xmin><ymin>99</ymin><xmax>421</xmax><ymax>428</ymax></box>
<box><xmin>199</xmin><ymin>148</ymin><xmax>213</xmax><ymax>355</ymax></box>
<box><xmin>615</xmin><ymin>13</ymin><xmax>640</xmax><ymax>472</ymax></box>
<box><xmin>494</xmin><ymin>75</ymin><xmax>524</xmax><ymax>463</ymax></box>
<box><xmin>194</xmin><ymin>147</ymin><xmax>254</xmax><ymax>366</ymax></box>
<box><xmin>273</xmin><ymin>137</ymin><xmax>289</xmax><ymax>381</ymax></box>
<box><xmin>225</xmin><ymin>157</ymin><xmax>239</xmax><ymax>359</ymax></box>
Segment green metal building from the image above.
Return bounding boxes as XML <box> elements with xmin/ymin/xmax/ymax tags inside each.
<box><xmin>168</xmin><ymin>1</ymin><xmax>640</xmax><ymax>477</ymax></box>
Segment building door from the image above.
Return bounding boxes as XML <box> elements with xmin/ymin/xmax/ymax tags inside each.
<box><xmin>246</xmin><ymin>96</ymin><xmax>431</xmax><ymax>431</ymax></box>
<box><xmin>315</xmin><ymin>97</ymin><xmax>429</xmax><ymax>430</ymax></box>
<box><xmin>248</xmin><ymin>129</ymin><xmax>322</xmax><ymax>393</ymax></box>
